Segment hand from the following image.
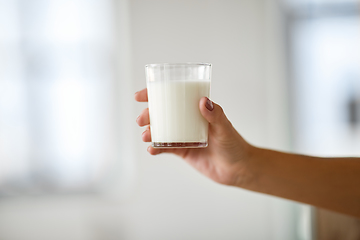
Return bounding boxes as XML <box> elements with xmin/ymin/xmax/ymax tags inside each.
<box><xmin>136</xmin><ymin>88</ymin><xmax>360</xmax><ymax>217</ymax></box>
<box><xmin>135</xmin><ymin>88</ymin><xmax>254</xmax><ymax>187</ymax></box>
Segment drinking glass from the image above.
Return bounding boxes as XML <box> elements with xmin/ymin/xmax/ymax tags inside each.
<box><xmin>145</xmin><ymin>63</ymin><xmax>212</xmax><ymax>148</ymax></box>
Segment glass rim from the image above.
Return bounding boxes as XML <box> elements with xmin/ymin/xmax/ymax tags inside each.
<box><xmin>145</xmin><ymin>62</ymin><xmax>212</xmax><ymax>68</ymax></box>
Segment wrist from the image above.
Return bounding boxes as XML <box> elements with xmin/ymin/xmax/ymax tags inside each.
<box><xmin>232</xmin><ymin>143</ymin><xmax>261</xmax><ymax>189</ymax></box>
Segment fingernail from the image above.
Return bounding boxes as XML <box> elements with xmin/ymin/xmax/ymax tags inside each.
<box><xmin>136</xmin><ymin>115</ymin><xmax>140</xmax><ymax>123</ymax></box>
<box><xmin>142</xmin><ymin>129</ymin><xmax>148</xmax><ymax>136</ymax></box>
<box><xmin>205</xmin><ymin>97</ymin><xmax>214</xmax><ymax>111</ymax></box>
<box><xmin>135</xmin><ymin>91</ymin><xmax>139</xmax><ymax>95</ymax></box>
<box><xmin>147</xmin><ymin>146</ymin><xmax>151</xmax><ymax>152</ymax></box>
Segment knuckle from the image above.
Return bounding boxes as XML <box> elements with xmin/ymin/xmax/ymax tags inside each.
<box><xmin>217</xmin><ymin>105</ymin><xmax>224</xmax><ymax>114</ymax></box>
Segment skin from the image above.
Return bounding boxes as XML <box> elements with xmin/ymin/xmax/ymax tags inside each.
<box><xmin>135</xmin><ymin>88</ymin><xmax>360</xmax><ymax>218</ymax></box>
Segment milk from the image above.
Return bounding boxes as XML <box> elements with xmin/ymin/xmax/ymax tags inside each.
<box><xmin>147</xmin><ymin>80</ymin><xmax>210</xmax><ymax>144</ymax></box>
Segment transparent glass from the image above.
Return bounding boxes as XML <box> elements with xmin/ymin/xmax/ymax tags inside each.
<box><xmin>145</xmin><ymin>63</ymin><xmax>212</xmax><ymax>148</ymax></box>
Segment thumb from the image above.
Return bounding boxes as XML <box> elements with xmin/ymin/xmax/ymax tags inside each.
<box><xmin>199</xmin><ymin>97</ymin><xmax>231</xmax><ymax>133</ymax></box>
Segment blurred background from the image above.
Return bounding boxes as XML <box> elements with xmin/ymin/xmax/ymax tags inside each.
<box><xmin>0</xmin><ymin>0</ymin><xmax>359</xmax><ymax>239</ymax></box>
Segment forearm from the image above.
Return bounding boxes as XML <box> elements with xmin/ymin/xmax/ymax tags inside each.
<box><xmin>240</xmin><ymin>146</ymin><xmax>360</xmax><ymax>218</ymax></box>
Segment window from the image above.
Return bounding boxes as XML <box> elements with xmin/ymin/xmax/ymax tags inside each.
<box><xmin>0</xmin><ymin>0</ymin><xmax>128</xmax><ymax>195</ymax></box>
<box><xmin>286</xmin><ymin>1</ymin><xmax>360</xmax><ymax>239</ymax></box>
<box><xmin>287</xmin><ymin>0</ymin><xmax>360</xmax><ymax>156</ymax></box>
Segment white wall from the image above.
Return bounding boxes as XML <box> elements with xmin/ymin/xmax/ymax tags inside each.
<box><xmin>129</xmin><ymin>0</ymin><xmax>297</xmax><ymax>240</ymax></box>
<box><xmin>0</xmin><ymin>1</ymin><xmax>299</xmax><ymax>240</ymax></box>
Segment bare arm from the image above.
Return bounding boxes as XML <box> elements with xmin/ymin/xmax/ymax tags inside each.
<box><xmin>242</xmin><ymin>147</ymin><xmax>360</xmax><ymax>218</ymax></box>
<box><xmin>135</xmin><ymin>88</ymin><xmax>360</xmax><ymax>218</ymax></box>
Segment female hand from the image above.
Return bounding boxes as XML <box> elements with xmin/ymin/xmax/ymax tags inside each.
<box><xmin>136</xmin><ymin>88</ymin><xmax>360</xmax><ymax>217</ymax></box>
<box><xmin>135</xmin><ymin>88</ymin><xmax>254</xmax><ymax>187</ymax></box>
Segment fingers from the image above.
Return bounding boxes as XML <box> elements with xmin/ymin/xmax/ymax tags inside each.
<box><xmin>199</xmin><ymin>97</ymin><xmax>230</xmax><ymax>126</ymax></box>
<box><xmin>141</xmin><ymin>125</ymin><xmax>151</xmax><ymax>142</ymax></box>
<box><xmin>141</xmin><ymin>129</ymin><xmax>189</xmax><ymax>157</ymax></box>
<box><xmin>147</xmin><ymin>146</ymin><xmax>162</xmax><ymax>155</ymax></box>
<box><xmin>147</xmin><ymin>146</ymin><xmax>189</xmax><ymax>158</ymax></box>
<box><xmin>199</xmin><ymin>97</ymin><xmax>232</xmax><ymax>137</ymax></box>
<box><xmin>141</xmin><ymin>128</ymin><xmax>190</xmax><ymax>158</ymax></box>
<box><xmin>136</xmin><ymin>108</ymin><xmax>150</xmax><ymax>126</ymax></box>
<box><xmin>134</xmin><ymin>88</ymin><xmax>148</xmax><ymax>102</ymax></box>
<box><xmin>199</xmin><ymin>97</ymin><xmax>225</xmax><ymax>124</ymax></box>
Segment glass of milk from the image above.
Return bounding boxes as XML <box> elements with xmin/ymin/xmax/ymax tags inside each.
<box><xmin>145</xmin><ymin>63</ymin><xmax>212</xmax><ymax>148</ymax></box>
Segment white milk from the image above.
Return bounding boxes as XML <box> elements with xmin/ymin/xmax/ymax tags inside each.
<box><xmin>147</xmin><ymin>80</ymin><xmax>210</xmax><ymax>143</ymax></box>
